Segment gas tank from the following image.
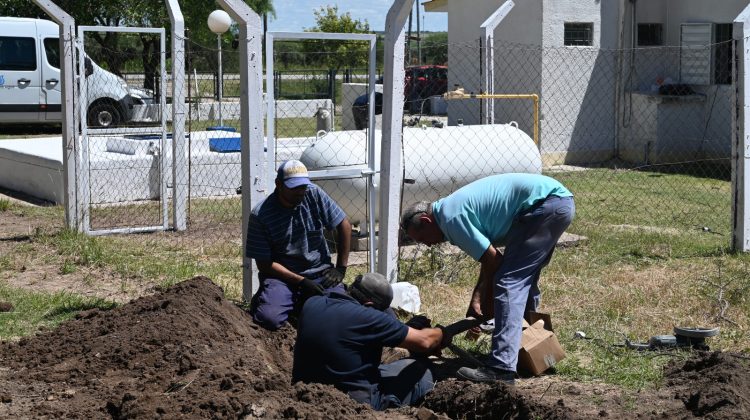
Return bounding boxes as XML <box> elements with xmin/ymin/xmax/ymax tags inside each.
<box><xmin>300</xmin><ymin>124</ymin><xmax>542</xmax><ymax>224</ymax></box>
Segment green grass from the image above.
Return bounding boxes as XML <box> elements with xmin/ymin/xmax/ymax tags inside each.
<box><xmin>0</xmin><ymin>199</ymin><xmax>10</xmax><ymax>212</ymax></box>
<box><xmin>1</xmin><ymin>166</ymin><xmax>747</xmax><ymax>391</ymax></box>
<box><xmin>0</xmin><ymin>283</ymin><xmax>116</xmax><ymax>340</ymax></box>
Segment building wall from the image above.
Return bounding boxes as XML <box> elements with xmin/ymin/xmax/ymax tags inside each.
<box><xmin>617</xmin><ymin>0</ymin><xmax>745</xmax><ymax>164</ymax></box>
<box><xmin>538</xmin><ymin>0</ymin><xmax>619</xmax><ymax>163</ymax></box>
<box><xmin>446</xmin><ymin>0</ymin><xmax>543</xmax><ymax>126</ymax></box>
<box><xmin>438</xmin><ymin>0</ymin><xmax>743</xmax><ymax>165</ymax></box>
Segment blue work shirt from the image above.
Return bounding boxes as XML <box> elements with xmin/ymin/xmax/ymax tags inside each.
<box><xmin>432</xmin><ymin>173</ymin><xmax>573</xmax><ymax>260</ymax></box>
<box><xmin>292</xmin><ymin>292</ymin><xmax>409</xmax><ymax>395</ymax></box>
<box><xmin>246</xmin><ymin>183</ymin><xmax>345</xmax><ymax>277</ymax></box>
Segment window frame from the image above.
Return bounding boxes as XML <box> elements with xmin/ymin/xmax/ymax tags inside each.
<box><xmin>637</xmin><ymin>23</ymin><xmax>664</xmax><ymax>47</ymax></box>
<box><xmin>43</xmin><ymin>37</ymin><xmax>60</xmax><ymax>69</ymax></box>
<box><xmin>564</xmin><ymin>22</ymin><xmax>594</xmax><ymax>47</ymax></box>
<box><xmin>0</xmin><ymin>36</ymin><xmax>38</xmax><ymax>71</ymax></box>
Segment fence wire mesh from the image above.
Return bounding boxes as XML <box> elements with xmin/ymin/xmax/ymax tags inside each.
<box><xmin>79</xmin><ymin>30</ymin><xmax>166</xmax><ymax>232</ymax></box>
<box><xmin>398</xmin><ymin>38</ymin><xmax>734</xmax><ymax>284</ymax></box>
<box><xmin>68</xmin><ymin>27</ymin><xmax>738</xmax><ymax>295</ymax></box>
<box><xmin>271</xmin><ymin>38</ymin><xmax>376</xmax><ymax>263</ymax></box>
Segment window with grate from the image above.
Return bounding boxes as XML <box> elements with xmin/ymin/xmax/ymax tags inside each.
<box><xmin>564</xmin><ymin>23</ymin><xmax>593</xmax><ymax>46</ymax></box>
<box><xmin>638</xmin><ymin>23</ymin><xmax>663</xmax><ymax>46</ymax></box>
<box><xmin>714</xmin><ymin>23</ymin><xmax>732</xmax><ymax>85</ymax></box>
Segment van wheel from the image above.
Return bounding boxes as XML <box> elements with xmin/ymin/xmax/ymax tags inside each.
<box><xmin>88</xmin><ymin>103</ymin><xmax>120</xmax><ymax>128</ymax></box>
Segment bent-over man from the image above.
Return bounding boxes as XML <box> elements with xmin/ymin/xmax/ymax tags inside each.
<box><xmin>400</xmin><ymin>173</ymin><xmax>575</xmax><ymax>384</ymax></box>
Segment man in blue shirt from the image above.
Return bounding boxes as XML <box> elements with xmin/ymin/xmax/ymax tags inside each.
<box><xmin>293</xmin><ymin>272</ymin><xmax>450</xmax><ymax>410</ymax></box>
<box><xmin>247</xmin><ymin>160</ymin><xmax>352</xmax><ymax>330</ymax></box>
<box><xmin>400</xmin><ymin>173</ymin><xmax>575</xmax><ymax>383</ymax></box>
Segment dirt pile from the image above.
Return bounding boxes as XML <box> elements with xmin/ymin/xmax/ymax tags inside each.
<box><xmin>1</xmin><ymin>276</ymin><xmax>749</xmax><ymax>419</ymax></box>
<box><xmin>0</xmin><ymin>277</ymin><xmax>377</xmax><ymax>419</ymax></box>
<box><xmin>665</xmin><ymin>351</ymin><xmax>750</xmax><ymax>419</ymax></box>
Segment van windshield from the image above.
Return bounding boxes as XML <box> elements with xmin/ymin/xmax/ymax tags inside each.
<box><xmin>0</xmin><ymin>36</ymin><xmax>36</xmax><ymax>71</ymax></box>
<box><xmin>44</xmin><ymin>38</ymin><xmax>60</xmax><ymax>69</ymax></box>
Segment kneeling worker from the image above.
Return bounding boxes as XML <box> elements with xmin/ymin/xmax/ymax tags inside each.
<box><xmin>292</xmin><ymin>273</ymin><xmax>450</xmax><ymax>410</ymax></box>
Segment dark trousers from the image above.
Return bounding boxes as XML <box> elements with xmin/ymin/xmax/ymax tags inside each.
<box><xmin>251</xmin><ymin>273</ymin><xmax>345</xmax><ymax>330</ymax></box>
<box><xmin>348</xmin><ymin>358</ymin><xmax>434</xmax><ymax>411</ymax></box>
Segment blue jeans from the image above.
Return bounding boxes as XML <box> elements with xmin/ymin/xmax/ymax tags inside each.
<box><xmin>348</xmin><ymin>358</ymin><xmax>434</xmax><ymax>411</ymax></box>
<box><xmin>488</xmin><ymin>196</ymin><xmax>575</xmax><ymax>372</ymax></box>
<box><xmin>251</xmin><ymin>268</ymin><xmax>345</xmax><ymax>330</ymax></box>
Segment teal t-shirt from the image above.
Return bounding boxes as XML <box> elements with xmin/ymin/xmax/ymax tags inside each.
<box><xmin>432</xmin><ymin>173</ymin><xmax>573</xmax><ymax>261</ymax></box>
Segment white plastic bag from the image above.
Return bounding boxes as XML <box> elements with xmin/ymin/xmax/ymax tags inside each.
<box><xmin>390</xmin><ymin>282</ymin><xmax>421</xmax><ymax>313</ymax></box>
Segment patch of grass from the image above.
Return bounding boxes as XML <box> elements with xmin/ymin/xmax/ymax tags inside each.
<box><xmin>0</xmin><ymin>198</ymin><xmax>10</xmax><ymax>212</ymax></box>
<box><xmin>0</xmin><ymin>282</ymin><xmax>116</xmax><ymax>340</ymax></box>
<box><xmin>2</xmin><ymin>166</ymin><xmax>747</xmax><ymax>392</ymax></box>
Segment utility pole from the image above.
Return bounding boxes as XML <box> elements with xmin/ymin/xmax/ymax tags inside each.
<box><xmin>407</xmin><ymin>8</ymin><xmax>413</xmax><ymax>64</ymax></box>
<box><xmin>416</xmin><ymin>1</ymin><xmax>421</xmax><ymax>64</ymax></box>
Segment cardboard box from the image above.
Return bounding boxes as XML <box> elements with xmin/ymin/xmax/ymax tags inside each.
<box><xmin>518</xmin><ymin>313</ymin><xmax>565</xmax><ymax>376</ymax></box>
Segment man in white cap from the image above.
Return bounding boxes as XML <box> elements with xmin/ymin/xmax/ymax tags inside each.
<box><xmin>292</xmin><ymin>272</ymin><xmax>451</xmax><ymax>410</ymax></box>
<box><xmin>247</xmin><ymin>159</ymin><xmax>352</xmax><ymax>330</ymax></box>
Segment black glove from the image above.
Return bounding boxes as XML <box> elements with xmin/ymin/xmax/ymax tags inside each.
<box><xmin>299</xmin><ymin>278</ymin><xmax>325</xmax><ymax>298</ymax></box>
<box><xmin>436</xmin><ymin>325</ymin><xmax>454</xmax><ymax>349</ymax></box>
<box><xmin>320</xmin><ymin>266</ymin><xmax>346</xmax><ymax>289</ymax></box>
<box><xmin>405</xmin><ymin>314</ymin><xmax>432</xmax><ymax>330</ymax></box>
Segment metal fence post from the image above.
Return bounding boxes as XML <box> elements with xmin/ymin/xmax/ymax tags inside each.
<box><xmin>480</xmin><ymin>0</ymin><xmax>515</xmax><ymax>125</ymax></box>
<box><xmin>165</xmin><ymin>0</ymin><xmax>187</xmax><ymax>231</ymax></box>
<box><xmin>733</xmin><ymin>5</ymin><xmax>750</xmax><ymax>252</ymax></box>
<box><xmin>32</xmin><ymin>1</ymin><xmax>79</xmax><ymax>231</ymax></box>
<box><xmin>378</xmin><ymin>0</ymin><xmax>414</xmax><ymax>283</ymax></box>
<box><xmin>216</xmin><ymin>0</ymin><xmax>266</xmax><ymax>300</ymax></box>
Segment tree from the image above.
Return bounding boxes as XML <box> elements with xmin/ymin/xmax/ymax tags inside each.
<box><xmin>421</xmin><ymin>32</ymin><xmax>448</xmax><ymax>65</ymax></box>
<box><xmin>0</xmin><ymin>1</ymin><xmax>275</xmax><ymax>87</ymax></box>
<box><xmin>303</xmin><ymin>6</ymin><xmax>371</xmax><ymax>71</ymax></box>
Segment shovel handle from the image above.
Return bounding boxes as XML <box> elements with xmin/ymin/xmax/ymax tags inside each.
<box><xmin>440</xmin><ymin>316</ymin><xmax>490</xmax><ymax>337</ymax></box>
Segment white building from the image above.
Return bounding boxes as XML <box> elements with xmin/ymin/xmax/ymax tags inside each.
<box><xmin>424</xmin><ymin>0</ymin><xmax>748</xmax><ymax>165</ymax></box>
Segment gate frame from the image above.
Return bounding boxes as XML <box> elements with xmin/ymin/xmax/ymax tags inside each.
<box><xmin>265</xmin><ymin>31</ymin><xmax>379</xmax><ymax>273</ymax></box>
<box><xmin>76</xmin><ymin>25</ymin><xmax>168</xmax><ymax>236</ymax></box>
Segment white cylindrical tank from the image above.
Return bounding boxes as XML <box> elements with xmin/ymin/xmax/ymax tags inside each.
<box><xmin>300</xmin><ymin>124</ymin><xmax>542</xmax><ymax>225</ymax></box>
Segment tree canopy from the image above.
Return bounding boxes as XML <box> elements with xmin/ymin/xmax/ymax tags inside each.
<box><xmin>302</xmin><ymin>6</ymin><xmax>371</xmax><ymax>71</ymax></box>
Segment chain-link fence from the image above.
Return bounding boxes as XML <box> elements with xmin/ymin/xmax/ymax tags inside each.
<box><xmin>78</xmin><ymin>28</ymin><xmax>167</xmax><ymax>233</ymax></box>
<box><xmin>62</xmin><ymin>19</ymin><xmax>737</xmax><ymax>292</ymax></box>
<box><xmin>397</xmin><ymin>37</ymin><xmax>734</xmax><ymax>283</ymax></box>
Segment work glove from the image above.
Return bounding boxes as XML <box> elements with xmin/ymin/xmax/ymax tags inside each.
<box><xmin>405</xmin><ymin>314</ymin><xmax>432</xmax><ymax>330</ymax></box>
<box><xmin>320</xmin><ymin>266</ymin><xmax>346</xmax><ymax>289</ymax></box>
<box><xmin>436</xmin><ymin>325</ymin><xmax>454</xmax><ymax>349</ymax></box>
<box><xmin>298</xmin><ymin>278</ymin><xmax>325</xmax><ymax>299</ymax></box>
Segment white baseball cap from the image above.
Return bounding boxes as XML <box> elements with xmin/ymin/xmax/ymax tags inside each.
<box><xmin>277</xmin><ymin>160</ymin><xmax>312</xmax><ymax>188</ymax></box>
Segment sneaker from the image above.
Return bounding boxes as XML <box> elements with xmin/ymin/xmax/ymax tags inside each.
<box><xmin>457</xmin><ymin>366</ymin><xmax>515</xmax><ymax>384</ymax></box>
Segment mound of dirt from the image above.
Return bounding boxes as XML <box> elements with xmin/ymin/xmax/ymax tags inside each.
<box><xmin>0</xmin><ymin>277</ymin><xmax>378</xmax><ymax>419</ymax></box>
<box><xmin>2</xmin><ymin>276</ymin><xmax>749</xmax><ymax>419</ymax></box>
<box><xmin>665</xmin><ymin>351</ymin><xmax>750</xmax><ymax>419</ymax></box>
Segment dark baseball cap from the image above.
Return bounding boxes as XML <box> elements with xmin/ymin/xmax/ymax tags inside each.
<box><xmin>349</xmin><ymin>272</ymin><xmax>393</xmax><ymax>311</ymax></box>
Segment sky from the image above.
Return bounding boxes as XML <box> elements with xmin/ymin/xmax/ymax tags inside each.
<box><xmin>266</xmin><ymin>0</ymin><xmax>448</xmax><ymax>33</ymax></box>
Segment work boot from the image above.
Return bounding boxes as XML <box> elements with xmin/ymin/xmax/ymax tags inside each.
<box><xmin>456</xmin><ymin>366</ymin><xmax>515</xmax><ymax>384</ymax></box>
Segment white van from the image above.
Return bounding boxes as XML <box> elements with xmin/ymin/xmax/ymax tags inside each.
<box><xmin>0</xmin><ymin>17</ymin><xmax>154</xmax><ymax>127</ymax></box>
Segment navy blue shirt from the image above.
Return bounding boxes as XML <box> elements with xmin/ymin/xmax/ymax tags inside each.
<box><xmin>246</xmin><ymin>184</ymin><xmax>345</xmax><ymax>277</ymax></box>
<box><xmin>292</xmin><ymin>292</ymin><xmax>409</xmax><ymax>394</ymax></box>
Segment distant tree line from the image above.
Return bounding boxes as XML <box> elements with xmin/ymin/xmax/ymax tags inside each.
<box><xmin>0</xmin><ymin>2</ymin><xmax>447</xmax><ymax>80</ymax></box>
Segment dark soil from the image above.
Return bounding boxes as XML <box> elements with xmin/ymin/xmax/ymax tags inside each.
<box><xmin>1</xmin><ymin>276</ymin><xmax>749</xmax><ymax>419</ymax></box>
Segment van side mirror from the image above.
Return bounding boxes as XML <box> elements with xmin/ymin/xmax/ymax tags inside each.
<box><xmin>84</xmin><ymin>57</ymin><xmax>93</xmax><ymax>78</ymax></box>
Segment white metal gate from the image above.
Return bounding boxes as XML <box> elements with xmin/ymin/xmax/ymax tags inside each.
<box><xmin>266</xmin><ymin>31</ymin><xmax>379</xmax><ymax>272</ymax></box>
<box><xmin>77</xmin><ymin>26</ymin><xmax>168</xmax><ymax>235</ymax></box>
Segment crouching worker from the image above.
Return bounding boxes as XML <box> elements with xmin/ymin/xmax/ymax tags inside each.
<box><xmin>247</xmin><ymin>159</ymin><xmax>352</xmax><ymax>330</ymax></box>
<box><xmin>292</xmin><ymin>273</ymin><xmax>451</xmax><ymax>410</ymax></box>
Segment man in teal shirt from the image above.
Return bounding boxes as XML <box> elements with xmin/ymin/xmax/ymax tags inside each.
<box><xmin>400</xmin><ymin>173</ymin><xmax>575</xmax><ymax>383</ymax></box>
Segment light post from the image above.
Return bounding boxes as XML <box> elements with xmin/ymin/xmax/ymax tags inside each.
<box><xmin>208</xmin><ymin>9</ymin><xmax>232</xmax><ymax>126</ymax></box>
